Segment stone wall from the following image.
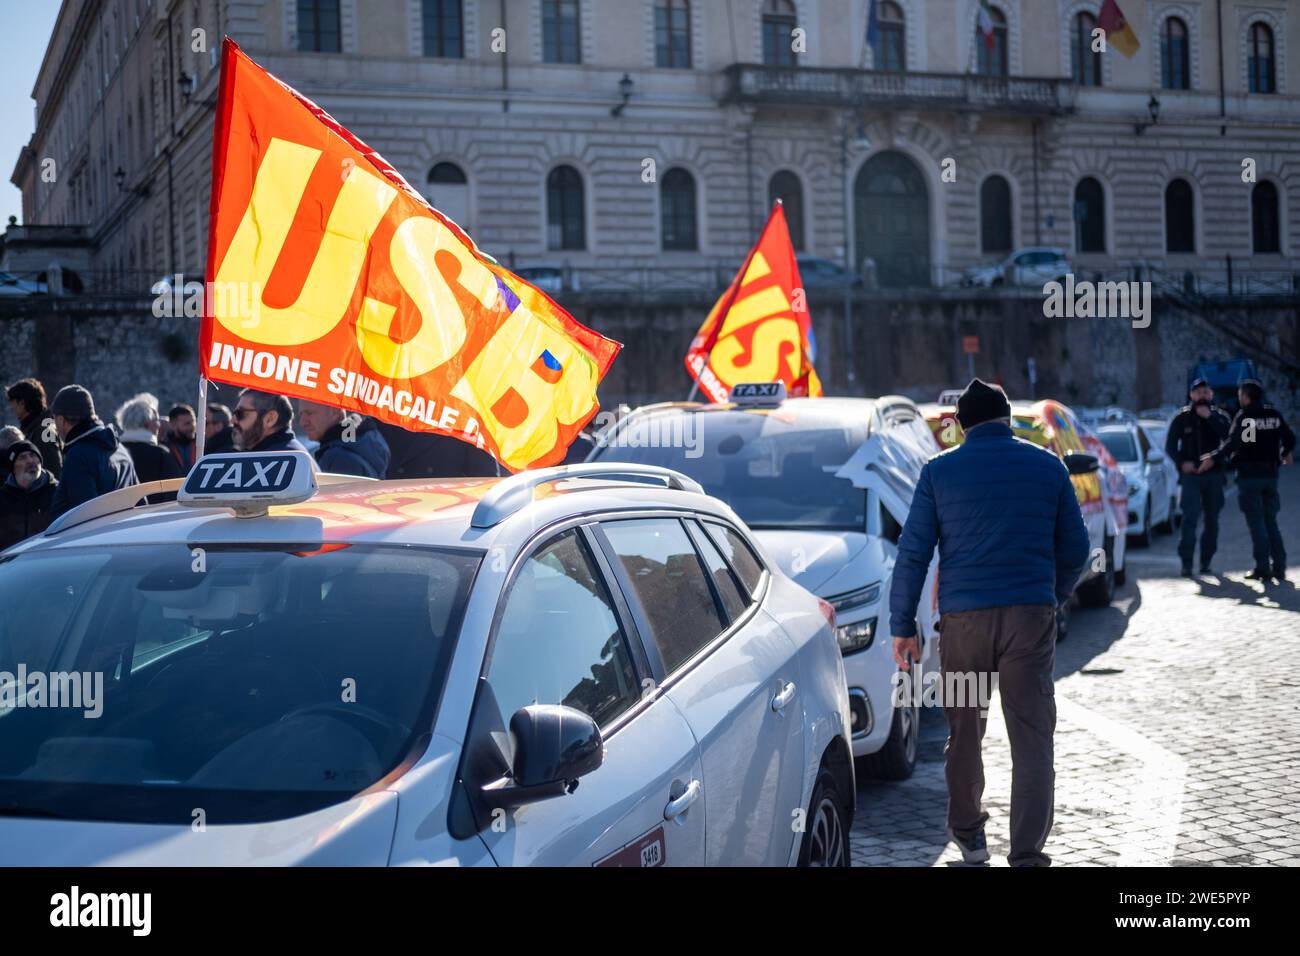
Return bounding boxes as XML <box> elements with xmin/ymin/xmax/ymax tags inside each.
<box><xmin>1</xmin><ymin>292</ymin><xmax>1296</xmax><ymax>432</ymax></box>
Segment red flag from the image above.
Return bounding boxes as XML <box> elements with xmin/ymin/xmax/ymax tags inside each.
<box><xmin>685</xmin><ymin>202</ymin><xmax>821</xmax><ymax>403</ymax></box>
<box><xmin>201</xmin><ymin>39</ymin><xmax>620</xmax><ymax>471</ymax></box>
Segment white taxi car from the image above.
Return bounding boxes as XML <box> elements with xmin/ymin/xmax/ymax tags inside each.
<box><xmin>0</xmin><ymin>452</ymin><xmax>853</xmax><ymax>866</ymax></box>
<box><xmin>588</xmin><ymin>384</ymin><xmax>941</xmax><ymax>780</ymax></box>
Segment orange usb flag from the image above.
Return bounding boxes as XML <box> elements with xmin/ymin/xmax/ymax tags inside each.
<box><xmin>201</xmin><ymin>38</ymin><xmax>620</xmax><ymax>471</ymax></box>
<box><xmin>685</xmin><ymin>202</ymin><xmax>822</xmax><ymax>403</ymax></box>
<box><xmin>1098</xmin><ymin>0</ymin><xmax>1140</xmax><ymax>58</ymax></box>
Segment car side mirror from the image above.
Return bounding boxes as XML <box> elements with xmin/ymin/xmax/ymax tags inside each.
<box><xmin>1064</xmin><ymin>453</ymin><xmax>1100</xmax><ymax>475</ymax></box>
<box><xmin>1147</xmin><ymin>449</ymin><xmax>1164</xmax><ymax>464</ymax></box>
<box><xmin>480</xmin><ymin>704</ymin><xmax>603</xmax><ymax>811</ymax></box>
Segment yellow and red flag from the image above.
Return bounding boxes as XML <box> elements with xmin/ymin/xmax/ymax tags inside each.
<box><xmin>1098</xmin><ymin>0</ymin><xmax>1140</xmax><ymax>58</ymax></box>
<box><xmin>685</xmin><ymin>202</ymin><xmax>821</xmax><ymax>403</ymax></box>
<box><xmin>201</xmin><ymin>38</ymin><xmax>620</xmax><ymax>471</ymax></box>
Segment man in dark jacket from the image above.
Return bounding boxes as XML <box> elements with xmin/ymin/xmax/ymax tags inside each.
<box><xmin>6</xmin><ymin>377</ymin><xmax>62</xmax><ymax>479</ymax></box>
<box><xmin>165</xmin><ymin>403</ymin><xmax>197</xmax><ymax>471</ymax></box>
<box><xmin>115</xmin><ymin>392</ymin><xmax>184</xmax><ymax>485</ymax></box>
<box><xmin>231</xmin><ymin>389</ymin><xmax>310</xmax><ymax>456</ymax></box>
<box><xmin>890</xmin><ymin>379</ymin><xmax>1090</xmax><ymax>867</ymax></box>
<box><xmin>205</xmin><ymin>403</ymin><xmax>236</xmax><ymax>455</ymax></box>
<box><xmin>0</xmin><ymin>440</ymin><xmax>58</xmax><ymax>549</ymax></box>
<box><xmin>1165</xmin><ymin>378</ymin><xmax>1232</xmax><ymax>576</ymax></box>
<box><xmin>298</xmin><ymin>401</ymin><xmax>390</xmax><ymax>478</ymax></box>
<box><xmin>376</xmin><ymin>422</ymin><xmax>499</xmax><ymax>478</ymax></box>
<box><xmin>1210</xmin><ymin>380</ymin><xmax>1295</xmax><ymax>581</ymax></box>
<box><xmin>48</xmin><ymin>385</ymin><xmax>138</xmax><ymax>519</ymax></box>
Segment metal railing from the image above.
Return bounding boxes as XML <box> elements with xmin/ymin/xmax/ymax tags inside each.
<box><xmin>722</xmin><ymin>63</ymin><xmax>1075</xmax><ymax>115</ymax></box>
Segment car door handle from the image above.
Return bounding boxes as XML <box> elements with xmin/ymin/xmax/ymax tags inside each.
<box><xmin>771</xmin><ymin>681</ymin><xmax>797</xmax><ymax>713</ymax></box>
<box><xmin>664</xmin><ymin>779</ymin><xmax>702</xmax><ymax>821</ymax></box>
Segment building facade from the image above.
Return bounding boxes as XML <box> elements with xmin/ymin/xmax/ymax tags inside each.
<box><xmin>7</xmin><ymin>0</ymin><xmax>1300</xmax><ymax>295</ymax></box>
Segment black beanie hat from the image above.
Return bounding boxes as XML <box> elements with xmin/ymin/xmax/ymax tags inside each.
<box><xmin>956</xmin><ymin>378</ymin><xmax>1011</xmax><ymax>430</ymax></box>
<box><xmin>5</xmin><ymin>439</ymin><xmax>41</xmax><ymax>467</ymax></box>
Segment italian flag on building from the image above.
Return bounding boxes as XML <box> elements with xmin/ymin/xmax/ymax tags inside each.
<box><xmin>1098</xmin><ymin>0</ymin><xmax>1140</xmax><ymax>58</ymax></box>
<box><xmin>977</xmin><ymin>0</ymin><xmax>996</xmax><ymax>49</ymax></box>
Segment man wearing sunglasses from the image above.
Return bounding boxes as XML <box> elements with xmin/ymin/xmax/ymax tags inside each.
<box><xmin>231</xmin><ymin>389</ymin><xmax>310</xmax><ymax>456</ymax></box>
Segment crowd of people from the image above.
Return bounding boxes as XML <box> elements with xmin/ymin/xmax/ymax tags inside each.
<box><xmin>0</xmin><ymin>377</ymin><xmax>501</xmax><ymax>550</ymax></box>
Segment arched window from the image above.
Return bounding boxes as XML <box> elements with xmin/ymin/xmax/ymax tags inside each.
<box><xmin>1074</xmin><ymin>177</ymin><xmax>1106</xmax><ymax>253</ymax></box>
<box><xmin>1161</xmin><ymin>17</ymin><xmax>1189</xmax><ymax>89</ymax></box>
<box><xmin>1164</xmin><ymin>179</ymin><xmax>1195</xmax><ymax>253</ymax></box>
<box><xmin>768</xmin><ymin>170</ymin><xmax>805</xmax><ymax>251</ymax></box>
<box><xmin>876</xmin><ymin>1</ymin><xmax>906</xmax><ymax>73</ymax></box>
<box><xmin>655</xmin><ymin>0</ymin><xmax>691</xmax><ymax>69</ymax></box>
<box><xmin>976</xmin><ymin>6</ymin><xmax>1008</xmax><ymax>77</ymax></box>
<box><xmin>427</xmin><ymin>162</ymin><xmax>470</xmax><ymax>230</ymax></box>
<box><xmin>542</xmin><ymin>0</ymin><xmax>581</xmax><ymax>64</ymax></box>
<box><xmin>297</xmin><ymin>0</ymin><xmax>341</xmax><ymax>52</ymax></box>
<box><xmin>980</xmin><ymin>175</ymin><xmax>1013</xmax><ymax>253</ymax></box>
<box><xmin>661</xmin><ymin>168</ymin><xmax>698</xmax><ymax>250</ymax></box>
<box><xmin>1248</xmin><ymin>22</ymin><xmax>1276</xmax><ymax>93</ymax></box>
<box><xmin>762</xmin><ymin>0</ymin><xmax>798</xmax><ymax>67</ymax></box>
<box><xmin>422</xmin><ymin>0</ymin><xmax>464</xmax><ymax>58</ymax></box>
<box><xmin>1071</xmin><ymin>11</ymin><xmax>1101</xmax><ymax>86</ymax></box>
<box><xmin>546</xmin><ymin>165</ymin><xmax>585</xmax><ymax>250</ymax></box>
<box><xmin>1252</xmin><ymin>181</ymin><xmax>1281</xmax><ymax>253</ymax></box>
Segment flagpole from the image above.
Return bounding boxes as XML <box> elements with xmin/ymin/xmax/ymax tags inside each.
<box><xmin>195</xmin><ymin>377</ymin><xmax>208</xmax><ymax>461</ymax></box>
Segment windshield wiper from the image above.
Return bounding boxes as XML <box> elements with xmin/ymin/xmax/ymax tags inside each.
<box><xmin>0</xmin><ymin>804</ymin><xmax>75</xmax><ymax>819</ymax></box>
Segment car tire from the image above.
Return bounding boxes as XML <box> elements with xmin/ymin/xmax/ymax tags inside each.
<box><xmin>1130</xmin><ymin>497</ymin><xmax>1152</xmax><ymax>548</ymax></box>
<box><xmin>798</xmin><ymin>767</ymin><xmax>850</xmax><ymax>867</ymax></box>
<box><xmin>1078</xmin><ymin>536</ymin><xmax>1115</xmax><ymax>607</ymax></box>
<box><xmin>857</xmin><ymin>700</ymin><xmax>919</xmax><ymax>781</ymax></box>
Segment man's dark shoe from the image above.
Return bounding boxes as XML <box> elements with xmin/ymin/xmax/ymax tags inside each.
<box><xmin>1273</xmin><ymin>567</ymin><xmax>1288</xmax><ymax>582</ymax></box>
<box><xmin>948</xmin><ymin>828</ymin><xmax>990</xmax><ymax>864</ymax></box>
<box><xmin>1199</xmin><ymin>564</ymin><xmax>1213</xmax><ymax>575</ymax></box>
<box><xmin>1180</xmin><ymin>565</ymin><xmax>1193</xmax><ymax>577</ymax></box>
<box><xmin>1245</xmin><ymin>568</ymin><xmax>1271</xmax><ymax>580</ymax></box>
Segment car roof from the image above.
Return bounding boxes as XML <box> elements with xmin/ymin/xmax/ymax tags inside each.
<box><xmin>7</xmin><ymin>469</ymin><xmax>743</xmax><ymax>559</ymax></box>
<box><xmin>621</xmin><ymin>395</ymin><xmax>898</xmax><ymax>421</ymax></box>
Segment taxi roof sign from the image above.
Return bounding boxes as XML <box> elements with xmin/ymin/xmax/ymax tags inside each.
<box><xmin>937</xmin><ymin>389</ymin><xmax>964</xmax><ymax>406</ymax></box>
<box><xmin>178</xmin><ymin>451</ymin><xmax>317</xmax><ymax>517</ymax></box>
<box><xmin>729</xmin><ymin>382</ymin><xmax>787</xmax><ymax>406</ymax></box>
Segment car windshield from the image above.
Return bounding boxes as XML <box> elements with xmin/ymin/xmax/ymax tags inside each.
<box><xmin>1099</xmin><ymin>431</ymin><xmax>1139</xmax><ymax>462</ymax></box>
<box><xmin>0</xmin><ymin>543</ymin><xmax>479</xmax><ymax>824</ymax></box>
<box><xmin>592</xmin><ymin>408</ymin><xmax>869</xmax><ymax>530</ymax></box>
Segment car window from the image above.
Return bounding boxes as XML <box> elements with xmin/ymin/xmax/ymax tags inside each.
<box><xmin>1098</xmin><ymin>430</ymin><xmax>1139</xmax><ymax>462</ymax></box>
<box><xmin>685</xmin><ymin>520</ymin><xmax>747</xmax><ymax>622</ymax></box>
<box><xmin>1136</xmin><ymin>427</ymin><xmax>1152</xmax><ymax>456</ymax></box>
<box><xmin>704</xmin><ymin>522</ymin><xmax>765</xmax><ymax>598</ymax></box>
<box><xmin>489</xmin><ymin>530</ymin><xmax>638</xmax><ymax>730</ymax></box>
<box><xmin>601</xmin><ymin>518</ymin><xmax>725</xmax><ymax>674</ymax></box>
<box><xmin>880</xmin><ymin>501</ymin><xmax>903</xmax><ymax>545</ymax></box>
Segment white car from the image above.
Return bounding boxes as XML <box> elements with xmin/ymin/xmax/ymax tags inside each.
<box><xmin>588</xmin><ymin>384</ymin><xmax>941</xmax><ymax>779</ymax></box>
<box><xmin>1095</xmin><ymin>422</ymin><xmax>1172</xmax><ymax>546</ymax></box>
<box><xmin>961</xmin><ymin>247</ymin><xmax>1070</xmax><ymax>289</ymax></box>
<box><xmin>0</xmin><ymin>452</ymin><xmax>854</xmax><ymax>866</ymax></box>
<box><xmin>1138</xmin><ymin>417</ymin><xmax>1182</xmax><ymax>530</ymax></box>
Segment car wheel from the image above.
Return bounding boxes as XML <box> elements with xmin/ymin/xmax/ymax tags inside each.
<box><xmin>1130</xmin><ymin>497</ymin><xmax>1152</xmax><ymax>548</ymax></box>
<box><xmin>1077</xmin><ymin>535</ymin><xmax>1115</xmax><ymax>607</ymax></box>
<box><xmin>857</xmin><ymin>700</ymin><xmax>919</xmax><ymax>781</ymax></box>
<box><xmin>798</xmin><ymin>767</ymin><xmax>850</xmax><ymax>867</ymax></box>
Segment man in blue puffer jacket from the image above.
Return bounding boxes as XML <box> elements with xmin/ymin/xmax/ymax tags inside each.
<box><xmin>48</xmin><ymin>385</ymin><xmax>139</xmax><ymax>520</ymax></box>
<box><xmin>890</xmin><ymin>379</ymin><xmax>1090</xmax><ymax>867</ymax></box>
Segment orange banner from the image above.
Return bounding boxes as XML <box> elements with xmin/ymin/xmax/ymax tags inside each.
<box><xmin>200</xmin><ymin>38</ymin><xmax>620</xmax><ymax>471</ymax></box>
<box><xmin>684</xmin><ymin>202</ymin><xmax>821</xmax><ymax>403</ymax></box>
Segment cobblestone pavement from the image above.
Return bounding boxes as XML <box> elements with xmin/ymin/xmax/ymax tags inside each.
<box><xmin>852</xmin><ymin>466</ymin><xmax>1300</xmax><ymax>867</ymax></box>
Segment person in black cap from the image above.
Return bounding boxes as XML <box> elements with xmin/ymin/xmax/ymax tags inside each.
<box><xmin>48</xmin><ymin>384</ymin><xmax>138</xmax><ymax>519</ymax></box>
<box><xmin>1164</xmin><ymin>378</ymin><xmax>1232</xmax><ymax>576</ymax></box>
<box><xmin>0</xmin><ymin>439</ymin><xmax>59</xmax><ymax>549</ymax></box>
<box><xmin>890</xmin><ymin>378</ymin><xmax>1090</xmax><ymax>867</ymax></box>
<box><xmin>1208</xmin><ymin>380</ymin><xmax>1295</xmax><ymax>581</ymax></box>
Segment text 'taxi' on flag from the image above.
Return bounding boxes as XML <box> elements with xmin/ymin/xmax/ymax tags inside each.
<box><xmin>201</xmin><ymin>38</ymin><xmax>621</xmax><ymax>472</ymax></box>
<box><xmin>685</xmin><ymin>201</ymin><xmax>822</xmax><ymax>404</ymax></box>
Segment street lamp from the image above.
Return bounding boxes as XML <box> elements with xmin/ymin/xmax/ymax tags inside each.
<box><xmin>1135</xmin><ymin>94</ymin><xmax>1161</xmax><ymax>134</ymax></box>
<box><xmin>113</xmin><ymin>166</ymin><xmax>150</xmax><ymax>198</ymax></box>
<box><xmin>611</xmin><ymin>73</ymin><xmax>633</xmax><ymax>116</ymax></box>
<box><xmin>178</xmin><ymin>71</ymin><xmax>195</xmax><ymax>102</ymax></box>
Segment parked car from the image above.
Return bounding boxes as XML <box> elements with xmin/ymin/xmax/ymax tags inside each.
<box><xmin>0</xmin><ymin>271</ymin><xmax>47</xmax><ymax>295</ymax></box>
<box><xmin>920</xmin><ymin>397</ymin><xmax>1125</xmax><ymax>640</ymax></box>
<box><xmin>961</xmin><ymin>248</ymin><xmax>1070</xmax><ymax>288</ymax></box>
<box><xmin>589</xmin><ymin>384</ymin><xmax>941</xmax><ymax>780</ymax></box>
<box><xmin>0</xmin><ymin>453</ymin><xmax>854</xmax><ymax>866</ymax></box>
<box><xmin>795</xmin><ymin>256</ymin><xmax>864</xmax><ymax>290</ymax></box>
<box><xmin>1138</xmin><ymin>417</ymin><xmax>1182</xmax><ymax>530</ymax></box>
<box><xmin>1094</xmin><ymin>421</ymin><xmax>1173</xmax><ymax>546</ymax></box>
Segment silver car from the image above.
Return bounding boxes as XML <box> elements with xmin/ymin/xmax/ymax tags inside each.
<box><xmin>0</xmin><ymin>453</ymin><xmax>853</xmax><ymax>866</ymax></box>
